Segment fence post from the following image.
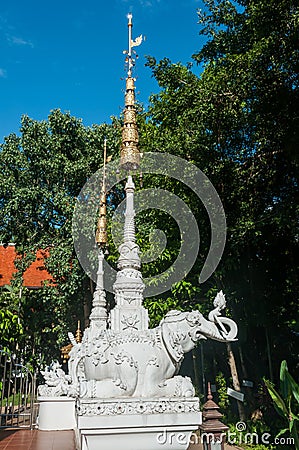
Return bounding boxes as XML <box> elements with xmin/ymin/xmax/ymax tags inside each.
<box><xmin>0</xmin><ymin>347</ymin><xmax>38</xmax><ymax>429</ymax></box>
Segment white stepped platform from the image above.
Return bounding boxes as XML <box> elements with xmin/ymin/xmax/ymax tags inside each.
<box><xmin>76</xmin><ymin>397</ymin><xmax>201</xmax><ymax>450</ymax></box>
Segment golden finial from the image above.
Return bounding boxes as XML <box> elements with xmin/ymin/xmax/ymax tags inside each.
<box><xmin>60</xmin><ymin>320</ymin><xmax>82</xmax><ymax>362</ymax></box>
<box><xmin>75</xmin><ymin>320</ymin><xmax>82</xmax><ymax>343</ymax></box>
<box><xmin>60</xmin><ymin>343</ymin><xmax>72</xmax><ymax>363</ymax></box>
<box><xmin>95</xmin><ymin>139</ymin><xmax>108</xmax><ymax>247</ymax></box>
<box><xmin>120</xmin><ymin>14</ymin><xmax>143</xmax><ymax>171</ymax></box>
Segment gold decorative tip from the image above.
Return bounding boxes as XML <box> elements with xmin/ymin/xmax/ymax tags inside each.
<box><xmin>96</xmin><ymin>139</ymin><xmax>108</xmax><ymax>247</ymax></box>
<box><xmin>120</xmin><ymin>77</ymin><xmax>140</xmax><ymax>170</ymax></box>
<box><xmin>75</xmin><ymin>320</ymin><xmax>82</xmax><ymax>343</ymax></box>
<box><xmin>60</xmin><ymin>343</ymin><xmax>72</xmax><ymax>363</ymax></box>
<box><xmin>60</xmin><ymin>320</ymin><xmax>82</xmax><ymax>362</ymax></box>
<box><xmin>95</xmin><ymin>215</ymin><xmax>107</xmax><ymax>246</ymax></box>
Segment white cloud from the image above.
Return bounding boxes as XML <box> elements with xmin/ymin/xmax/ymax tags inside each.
<box><xmin>140</xmin><ymin>0</ymin><xmax>153</xmax><ymax>6</ymax></box>
<box><xmin>0</xmin><ymin>68</ymin><xmax>7</xmax><ymax>78</ymax></box>
<box><xmin>120</xmin><ymin>0</ymin><xmax>160</xmax><ymax>6</ymax></box>
<box><xmin>9</xmin><ymin>35</ymin><xmax>34</xmax><ymax>48</ymax></box>
<box><xmin>0</xmin><ymin>16</ymin><xmax>33</xmax><ymax>49</ymax></box>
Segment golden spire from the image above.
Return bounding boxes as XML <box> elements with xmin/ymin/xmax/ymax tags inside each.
<box><xmin>95</xmin><ymin>139</ymin><xmax>108</xmax><ymax>247</ymax></box>
<box><xmin>60</xmin><ymin>320</ymin><xmax>82</xmax><ymax>362</ymax></box>
<box><xmin>120</xmin><ymin>13</ymin><xmax>143</xmax><ymax>171</ymax></box>
<box><xmin>93</xmin><ymin>140</ymin><xmax>108</xmax><ymax>329</ymax></box>
<box><xmin>75</xmin><ymin>320</ymin><xmax>82</xmax><ymax>343</ymax></box>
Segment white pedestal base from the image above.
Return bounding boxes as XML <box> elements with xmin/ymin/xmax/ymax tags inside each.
<box><xmin>77</xmin><ymin>397</ymin><xmax>201</xmax><ymax>450</ymax></box>
<box><xmin>37</xmin><ymin>396</ymin><xmax>76</xmax><ymax>430</ymax></box>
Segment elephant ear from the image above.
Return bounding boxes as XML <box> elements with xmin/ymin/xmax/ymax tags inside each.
<box><xmin>161</xmin><ymin>324</ymin><xmax>184</xmax><ymax>363</ymax></box>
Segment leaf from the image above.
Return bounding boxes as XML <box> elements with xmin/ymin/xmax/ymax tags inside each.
<box><xmin>264</xmin><ymin>379</ymin><xmax>289</xmax><ymax>417</ymax></box>
<box><xmin>275</xmin><ymin>427</ymin><xmax>289</xmax><ymax>439</ymax></box>
<box><xmin>280</xmin><ymin>360</ymin><xmax>290</xmax><ymax>399</ymax></box>
<box><xmin>286</xmin><ymin>372</ymin><xmax>299</xmax><ymax>405</ymax></box>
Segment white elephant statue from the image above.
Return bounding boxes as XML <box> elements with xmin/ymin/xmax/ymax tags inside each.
<box><xmin>68</xmin><ymin>294</ymin><xmax>237</xmax><ymax>399</ymax></box>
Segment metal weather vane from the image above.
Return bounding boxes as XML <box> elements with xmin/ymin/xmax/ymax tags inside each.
<box><xmin>120</xmin><ymin>14</ymin><xmax>143</xmax><ymax>171</ymax></box>
<box><xmin>124</xmin><ymin>13</ymin><xmax>143</xmax><ymax>78</ymax></box>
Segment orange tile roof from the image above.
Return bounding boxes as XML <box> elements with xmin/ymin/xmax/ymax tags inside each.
<box><xmin>0</xmin><ymin>244</ymin><xmax>54</xmax><ymax>288</ymax></box>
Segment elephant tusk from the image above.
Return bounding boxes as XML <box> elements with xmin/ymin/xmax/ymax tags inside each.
<box><xmin>217</xmin><ymin>317</ymin><xmax>238</xmax><ymax>341</ymax></box>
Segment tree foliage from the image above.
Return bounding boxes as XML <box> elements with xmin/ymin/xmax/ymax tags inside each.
<box><xmin>0</xmin><ymin>110</ymin><xmax>120</xmax><ymax>361</ymax></box>
<box><xmin>143</xmin><ymin>0</ymin><xmax>299</xmax><ymax>383</ymax></box>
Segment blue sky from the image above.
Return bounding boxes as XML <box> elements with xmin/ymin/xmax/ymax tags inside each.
<box><xmin>0</xmin><ymin>0</ymin><xmax>206</xmax><ymax>143</ymax></box>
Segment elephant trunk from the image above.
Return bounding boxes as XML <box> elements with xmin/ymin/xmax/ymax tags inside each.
<box><xmin>194</xmin><ymin>315</ymin><xmax>238</xmax><ymax>343</ymax></box>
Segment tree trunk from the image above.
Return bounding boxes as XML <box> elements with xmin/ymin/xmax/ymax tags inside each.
<box><xmin>238</xmin><ymin>345</ymin><xmax>247</xmax><ymax>379</ymax></box>
<box><xmin>227</xmin><ymin>342</ymin><xmax>246</xmax><ymax>421</ymax></box>
<box><xmin>238</xmin><ymin>345</ymin><xmax>255</xmax><ymax>408</ymax></box>
<box><xmin>192</xmin><ymin>348</ymin><xmax>200</xmax><ymax>394</ymax></box>
<box><xmin>265</xmin><ymin>327</ymin><xmax>274</xmax><ymax>382</ymax></box>
<box><xmin>82</xmin><ymin>277</ymin><xmax>93</xmax><ymax>328</ymax></box>
<box><xmin>211</xmin><ymin>341</ymin><xmax>218</xmax><ymax>380</ymax></box>
<box><xmin>200</xmin><ymin>342</ymin><xmax>206</xmax><ymax>399</ymax></box>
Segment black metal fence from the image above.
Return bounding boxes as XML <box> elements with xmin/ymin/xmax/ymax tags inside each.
<box><xmin>0</xmin><ymin>348</ymin><xmax>38</xmax><ymax>429</ymax></box>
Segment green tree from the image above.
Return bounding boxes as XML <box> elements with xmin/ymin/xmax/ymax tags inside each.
<box><xmin>194</xmin><ymin>0</ymin><xmax>299</xmax><ymax>377</ymax></box>
<box><xmin>142</xmin><ymin>0</ymin><xmax>299</xmax><ymax>414</ymax></box>
<box><xmin>0</xmin><ymin>109</ymin><xmax>120</xmax><ymax>361</ymax></box>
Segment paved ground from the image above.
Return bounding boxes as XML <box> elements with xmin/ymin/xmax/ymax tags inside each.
<box><xmin>0</xmin><ymin>429</ymin><xmax>242</xmax><ymax>449</ymax></box>
<box><xmin>0</xmin><ymin>429</ymin><xmax>76</xmax><ymax>450</ymax></box>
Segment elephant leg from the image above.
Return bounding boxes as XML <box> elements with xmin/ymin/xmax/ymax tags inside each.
<box><xmin>83</xmin><ymin>351</ymin><xmax>138</xmax><ymax>398</ymax></box>
<box><xmin>95</xmin><ymin>378</ymin><xmax>133</xmax><ymax>398</ymax></box>
<box><xmin>81</xmin><ymin>376</ymin><xmax>133</xmax><ymax>398</ymax></box>
<box><xmin>155</xmin><ymin>376</ymin><xmax>195</xmax><ymax>398</ymax></box>
<box><xmin>110</xmin><ymin>350</ymin><xmax>138</xmax><ymax>396</ymax></box>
